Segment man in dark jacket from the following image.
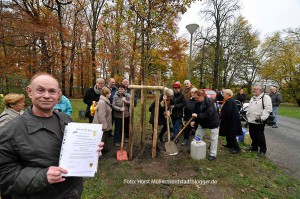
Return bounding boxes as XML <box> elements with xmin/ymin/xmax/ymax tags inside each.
<box><xmin>170</xmin><ymin>82</ymin><xmax>186</xmax><ymax>143</ymax></box>
<box><xmin>191</xmin><ymin>89</ymin><xmax>220</xmax><ymax>161</ymax></box>
<box><xmin>269</xmin><ymin>86</ymin><xmax>282</xmax><ymax>128</ymax></box>
<box><xmin>0</xmin><ymin>72</ymin><xmax>104</xmax><ymax>199</ymax></box>
<box><xmin>83</xmin><ymin>78</ymin><xmax>105</xmax><ymax>123</ymax></box>
<box><xmin>106</xmin><ymin>78</ymin><xmax>118</xmax><ymax>104</ymax></box>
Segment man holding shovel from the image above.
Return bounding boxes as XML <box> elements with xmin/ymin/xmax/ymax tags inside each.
<box><xmin>191</xmin><ymin>90</ymin><xmax>220</xmax><ymax>161</ymax></box>
<box><xmin>170</xmin><ymin>82</ymin><xmax>186</xmax><ymax>143</ymax></box>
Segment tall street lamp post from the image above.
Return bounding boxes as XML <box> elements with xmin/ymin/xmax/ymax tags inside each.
<box><xmin>186</xmin><ymin>24</ymin><xmax>199</xmax><ymax>80</ymax></box>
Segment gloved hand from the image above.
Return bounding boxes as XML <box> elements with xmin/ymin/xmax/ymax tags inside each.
<box><xmin>255</xmin><ymin>117</ymin><xmax>262</xmax><ymax>123</ymax></box>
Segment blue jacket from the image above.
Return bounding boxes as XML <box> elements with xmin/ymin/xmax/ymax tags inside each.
<box><xmin>54</xmin><ymin>95</ymin><xmax>73</xmax><ymax>116</ymax></box>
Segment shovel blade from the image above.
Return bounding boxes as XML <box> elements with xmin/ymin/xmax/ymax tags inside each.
<box><xmin>165</xmin><ymin>141</ymin><xmax>178</xmax><ymax>155</ymax></box>
<box><xmin>117</xmin><ymin>150</ymin><xmax>128</xmax><ymax>161</ymax></box>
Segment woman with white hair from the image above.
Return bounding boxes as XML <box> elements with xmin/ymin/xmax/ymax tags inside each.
<box><xmin>149</xmin><ymin>88</ymin><xmax>173</xmax><ymax>142</ymax></box>
<box><xmin>219</xmin><ymin>89</ymin><xmax>243</xmax><ymax>154</ymax></box>
<box><xmin>0</xmin><ymin>93</ymin><xmax>25</xmax><ymax>127</ymax></box>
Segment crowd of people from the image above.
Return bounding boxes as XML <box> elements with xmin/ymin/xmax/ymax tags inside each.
<box><xmin>0</xmin><ymin>72</ymin><xmax>282</xmax><ymax>198</ymax></box>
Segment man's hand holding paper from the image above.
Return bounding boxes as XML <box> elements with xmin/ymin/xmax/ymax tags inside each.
<box><xmin>59</xmin><ymin>122</ymin><xmax>103</xmax><ymax>177</ymax></box>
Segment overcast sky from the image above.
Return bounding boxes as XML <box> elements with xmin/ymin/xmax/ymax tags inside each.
<box><xmin>178</xmin><ymin>0</ymin><xmax>300</xmax><ymax>39</ymax></box>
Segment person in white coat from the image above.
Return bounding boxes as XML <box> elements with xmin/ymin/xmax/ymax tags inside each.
<box><xmin>246</xmin><ymin>84</ymin><xmax>272</xmax><ymax>157</ymax></box>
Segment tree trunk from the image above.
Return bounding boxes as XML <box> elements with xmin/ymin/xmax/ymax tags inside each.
<box><xmin>57</xmin><ymin>1</ymin><xmax>66</xmax><ymax>95</ymax></box>
<box><xmin>296</xmin><ymin>99</ymin><xmax>300</xmax><ymax>107</ymax></box>
<box><xmin>40</xmin><ymin>34</ymin><xmax>51</xmax><ymax>73</ymax></box>
<box><xmin>213</xmin><ymin>26</ymin><xmax>220</xmax><ymax>90</ymax></box>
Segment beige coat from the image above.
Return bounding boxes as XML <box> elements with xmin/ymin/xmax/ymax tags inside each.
<box><xmin>0</xmin><ymin>107</ymin><xmax>24</xmax><ymax>127</ymax></box>
<box><xmin>93</xmin><ymin>95</ymin><xmax>112</xmax><ymax>131</ymax></box>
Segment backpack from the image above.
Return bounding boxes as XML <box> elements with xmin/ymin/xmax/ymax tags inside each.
<box><xmin>262</xmin><ymin>94</ymin><xmax>275</xmax><ymax>126</ymax></box>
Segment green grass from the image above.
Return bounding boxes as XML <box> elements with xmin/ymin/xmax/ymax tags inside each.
<box><xmin>71</xmin><ymin>99</ymin><xmax>300</xmax><ymax>199</ymax></box>
<box><xmin>279</xmin><ymin>104</ymin><xmax>300</xmax><ymax>119</ymax></box>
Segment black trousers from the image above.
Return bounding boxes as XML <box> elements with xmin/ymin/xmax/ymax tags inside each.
<box><xmin>249</xmin><ymin>123</ymin><xmax>267</xmax><ymax>153</ymax></box>
<box><xmin>114</xmin><ymin>117</ymin><xmax>129</xmax><ymax>143</ymax></box>
<box><xmin>183</xmin><ymin>124</ymin><xmax>192</xmax><ymax>140</ymax></box>
<box><xmin>88</xmin><ymin>116</ymin><xmax>94</xmax><ymax>123</ymax></box>
<box><xmin>226</xmin><ymin>133</ymin><xmax>241</xmax><ymax>151</ymax></box>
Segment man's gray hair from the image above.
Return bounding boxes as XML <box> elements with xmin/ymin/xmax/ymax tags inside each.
<box><xmin>184</xmin><ymin>80</ymin><xmax>190</xmax><ymax>85</ymax></box>
<box><xmin>96</xmin><ymin>78</ymin><xmax>105</xmax><ymax>82</ymax></box>
<box><xmin>254</xmin><ymin>84</ymin><xmax>263</xmax><ymax>91</ymax></box>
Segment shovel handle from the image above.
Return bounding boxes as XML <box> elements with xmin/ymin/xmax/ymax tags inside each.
<box><xmin>121</xmin><ymin>101</ymin><xmax>125</xmax><ymax>150</ymax></box>
<box><xmin>164</xmin><ymin>99</ymin><xmax>171</xmax><ymax>142</ymax></box>
<box><xmin>174</xmin><ymin>117</ymin><xmax>193</xmax><ymax>141</ymax></box>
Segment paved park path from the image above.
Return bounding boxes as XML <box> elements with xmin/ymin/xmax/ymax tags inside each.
<box><xmin>264</xmin><ymin>115</ymin><xmax>300</xmax><ymax>179</ymax></box>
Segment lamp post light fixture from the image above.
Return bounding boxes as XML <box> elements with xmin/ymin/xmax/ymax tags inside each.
<box><xmin>186</xmin><ymin>24</ymin><xmax>199</xmax><ymax>80</ymax></box>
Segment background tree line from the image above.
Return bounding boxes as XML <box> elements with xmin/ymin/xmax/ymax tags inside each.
<box><xmin>0</xmin><ymin>0</ymin><xmax>299</xmax><ymax>105</ymax></box>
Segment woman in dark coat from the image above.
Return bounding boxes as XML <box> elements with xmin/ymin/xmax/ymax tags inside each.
<box><xmin>219</xmin><ymin>89</ymin><xmax>243</xmax><ymax>154</ymax></box>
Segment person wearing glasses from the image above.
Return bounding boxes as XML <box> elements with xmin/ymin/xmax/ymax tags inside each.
<box><xmin>83</xmin><ymin>78</ymin><xmax>105</xmax><ymax>123</ymax></box>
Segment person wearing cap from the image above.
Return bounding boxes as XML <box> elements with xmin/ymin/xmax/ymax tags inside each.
<box><xmin>0</xmin><ymin>93</ymin><xmax>25</xmax><ymax>127</ymax></box>
<box><xmin>170</xmin><ymin>82</ymin><xmax>186</xmax><ymax>143</ymax></box>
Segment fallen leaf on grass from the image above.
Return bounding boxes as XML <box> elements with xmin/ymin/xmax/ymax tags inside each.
<box><xmin>207</xmin><ymin>168</ymin><xmax>212</xmax><ymax>171</ymax></box>
<box><xmin>241</xmin><ymin>189</ymin><xmax>245</xmax><ymax>193</ymax></box>
<box><xmin>239</xmin><ymin>173</ymin><xmax>244</xmax><ymax>177</ymax></box>
<box><xmin>195</xmin><ymin>184</ymin><xmax>201</xmax><ymax>189</ymax></box>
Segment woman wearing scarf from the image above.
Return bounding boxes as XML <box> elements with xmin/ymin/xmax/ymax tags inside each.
<box><xmin>83</xmin><ymin>78</ymin><xmax>105</xmax><ymax>123</ymax></box>
<box><xmin>219</xmin><ymin>89</ymin><xmax>242</xmax><ymax>154</ymax></box>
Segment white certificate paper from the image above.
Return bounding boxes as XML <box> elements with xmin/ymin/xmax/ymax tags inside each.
<box><xmin>59</xmin><ymin>122</ymin><xmax>103</xmax><ymax>177</ymax></box>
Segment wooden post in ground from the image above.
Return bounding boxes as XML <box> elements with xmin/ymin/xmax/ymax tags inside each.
<box><xmin>129</xmin><ymin>88</ymin><xmax>135</xmax><ymax>161</ymax></box>
<box><xmin>152</xmin><ymin>70</ymin><xmax>161</xmax><ymax>158</ymax></box>
<box><xmin>140</xmin><ymin>86</ymin><xmax>145</xmax><ymax>148</ymax></box>
<box><xmin>128</xmin><ymin>83</ymin><xmax>164</xmax><ymax>158</ymax></box>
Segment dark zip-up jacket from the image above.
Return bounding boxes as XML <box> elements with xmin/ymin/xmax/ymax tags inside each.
<box><xmin>0</xmin><ymin>106</ymin><xmax>83</xmax><ymax>199</ymax></box>
<box><xmin>170</xmin><ymin>92</ymin><xmax>186</xmax><ymax>119</ymax></box>
<box><xmin>269</xmin><ymin>91</ymin><xmax>282</xmax><ymax>107</ymax></box>
<box><xmin>194</xmin><ymin>97</ymin><xmax>220</xmax><ymax>129</ymax></box>
<box><xmin>83</xmin><ymin>87</ymin><xmax>100</xmax><ymax>118</ymax></box>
